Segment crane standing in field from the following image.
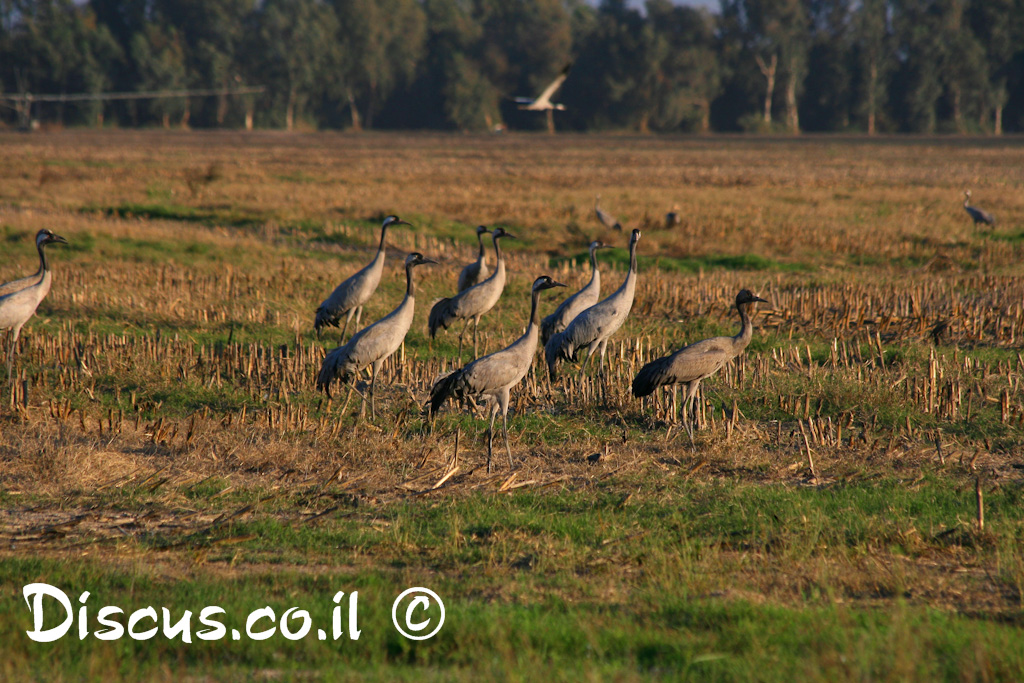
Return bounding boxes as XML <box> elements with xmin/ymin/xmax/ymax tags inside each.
<box><xmin>314</xmin><ymin>215</ymin><xmax>410</xmax><ymax>341</ymax></box>
<box><xmin>430</xmin><ymin>275</ymin><xmax>566</xmax><ymax>472</ymax></box>
<box><xmin>594</xmin><ymin>195</ymin><xmax>623</xmax><ymax>232</ymax></box>
<box><xmin>632</xmin><ymin>289</ymin><xmax>768</xmax><ymax>442</ymax></box>
<box><xmin>541</xmin><ymin>240</ymin><xmax>610</xmax><ymax>345</ymax></box>
<box><xmin>963</xmin><ymin>190</ymin><xmax>995</xmax><ymax>227</ymax></box>
<box><xmin>429</xmin><ymin>227</ymin><xmax>514</xmax><ymax>359</ymax></box>
<box><xmin>317</xmin><ymin>252</ymin><xmax>436</xmax><ymax>419</ymax></box>
<box><xmin>546</xmin><ymin>229</ymin><xmax>641</xmax><ymax>382</ymax></box>
<box><xmin>457</xmin><ymin>225</ymin><xmax>491</xmax><ymax>292</ymax></box>
<box><xmin>665</xmin><ymin>206</ymin><xmax>681</xmax><ymax>230</ymax></box>
<box><xmin>0</xmin><ymin>229</ymin><xmax>68</xmax><ymax>378</ymax></box>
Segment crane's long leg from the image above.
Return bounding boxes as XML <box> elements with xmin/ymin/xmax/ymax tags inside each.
<box><xmin>497</xmin><ymin>387</ymin><xmax>512</xmax><ymax>470</ymax></box>
<box><xmin>339</xmin><ymin>308</ymin><xmax>355</xmax><ymax>342</ymax></box>
<box><xmin>457</xmin><ymin>318</ymin><xmax>472</xmax><ymax>359</ymax></box>
<box><xmin>486</xmin><ymin>402</ymin><xmax>500</xmax><ymax>473</ymax></box>
<box><xmin>473</xmin><ymin>316</ymin><xmax>480</xmax><ymax>357</ymax></box>
<box><xmin>5</xmin><ymin>332</ymin><xmax>15</xmax><ymax>385</ymax></box>
<box><xmin>598</xmin><ymin>340</ymin><xmax>609</xmax><ymax>401</ymax></box>
<box><xmin>369</xmin><ymin>360</ymin><xmax>381</xmax><ymax>420</ymax></box>
<box><xmin>354</xmin><ymin>306</ymin><xmax>363</xmax><ymax>331</ymax></box>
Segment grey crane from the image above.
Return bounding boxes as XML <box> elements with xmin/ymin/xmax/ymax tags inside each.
<box><xmin>0</xmin><ymin>229</ymin><xmax>68</xmax><ymax>377</ymax></box>
<box><xmin>540</xmin><ymin>240</ymin><xmax>610</xmax><ymax>345</ymax></box>
<box><xmin>430</xmin><ymin>275</ymin><xmax>565</xmax><ymax>472</ymax></box>
<box><xmin>595</xmin><ymin>194</ymin><xmax>622</xmax><ymax>232</ymax></box>
<box><xmin>314</xmin><ymin>215</ymin><xmax>410</xmax><ymax>340</ymax></box>
<box><xmin>317</xmin><ymin>252</ymin><xmax>436</xmax><ymax>419</ymax></box>
<box><xmin>429</xmin><ymin>227</ymin><xmax>514</xmax><ymax>358</ymax></box>
<box><xmin>632</xmin><ymin>289</ymin><xmax>768</xmax><ymax>441</ymax></box>
<box><xmin>665</xmin><ymin>206</ymin><xmax>681</xmax><ymax>230</ymax></box>
<box><xmin>545</xmin><ymin>229</ymin><xmax>641</xmax><ymax>380</ymax></box>
<box><xmin>457</xmin><ymin>225</ymin><xmax>491</xmax><ymax>292</ymax></box>
<box><xmin>963</xmin><ymin>190</ymin><xmax>995</xmax><ymax>227</ymax></box>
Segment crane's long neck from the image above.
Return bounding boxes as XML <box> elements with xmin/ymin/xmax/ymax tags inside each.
<box><xmin>733</xmin><ymin>303</ymin><xmax>754</xmax><ymax>350</ymax></box>
<box><xmin>964</xmin><ymin>196</ymin><xmax>970</xmax><ymax>208</ymax></box>
<box><xmin>477</xmin><ymin>233</ymin><xmax>487</xmax><ymax>263</ymax></box>
<box><xmin>37</xmin><ymin>239</ymin><xmax>49</xmax><ymax>273</ymax></box>
<box><xmin>588</xmin><ymin>247</ymin><xmax>600</xmax><ymax>285</ymax></box>
<box><xmin>493</xmin><ymin>236</ymin><xmax>505</xmax><ymax>266</ymax></box>
<box><xmin>405</xmin><ymin>262</ymin><xmax>416</xmax><ymax>298</ymax></box>
<box><xmin>377</xmin><ymin>223</ymin><xmax>391</xmax><ymax>253</ymax></box>
<box><xmin>528</xmin><ymin>288</ymin><xmax>542</xmax><ymax>330</ymax></box>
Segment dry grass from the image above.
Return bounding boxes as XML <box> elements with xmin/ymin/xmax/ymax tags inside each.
<box><xmin>1</xmin><ymin>130</ymin><xmax>1023</xmax><ymax>679</ymax></box>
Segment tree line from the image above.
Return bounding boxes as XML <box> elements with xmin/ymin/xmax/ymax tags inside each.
<box><xmin>1</xmin><ymin>0</ymin><xmax>1022</xmax><ymax>133</ymax></box>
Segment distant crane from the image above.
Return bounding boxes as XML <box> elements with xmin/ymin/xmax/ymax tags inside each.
<box><xmin>541</xmin><ymin>240</ymin><xmax>610</xmax><ymax>345</ymax></box>
<box><xmin>665</xmin><ymin>205</ymin><xmax>681</xmax><ymax>230</ymax></box>
<box><xmin>632</xmin><ymin>289</ymin><xmax>768</xmax><ymax>441</ymax></box>
<box><xmin>430</xmin><ymin>275</ymin><xmax>566</xmax><ymax>472</ymax></box>
<box><xmin>429</xmin><ymin>227</ymin><xmax>514</xmax><ymax>358</ymax></box>
<box><xmin>545</xmin><ymin>229</ymin><xmax>641</xmax><ymax>380</ymax></box>
<box><xmin>317</xmin><ymin>252</ymin><xmax>436</xmax><ymax>419</ymax></box>
<box><xmin>963</xmin><ymin>190</ymin><xmax>995</xmax><ymax>227</ymax></box>
<box><xmin>0</xmin><ymin>229</ymin><xmax>68</xmax><ymax>377</ymax></box>
<box><xmin>457</xmin><ymin>225</ymin><xmax>491</xmax><ymax>292</ymax></box>
<box><xmin>515</xmin><ymin>62</ymin><xmax>572</xmax><ymax>134</ymax></box>
<box><xmin>314</xmin><ymin>215</ymin><xmax>410</xmax><ymax>341</ymax></box>
<box><xmin>594</xmin><ymin>195</ymin><xmax>622</xmax><ymax>231</ymax></box>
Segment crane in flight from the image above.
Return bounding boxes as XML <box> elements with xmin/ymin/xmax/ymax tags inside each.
<box><xmin>514</xmin><ymin>62</ymin><xmax>572</xmax><ymax>134</ymax></box>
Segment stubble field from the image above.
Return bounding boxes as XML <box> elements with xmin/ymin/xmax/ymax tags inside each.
<box><xmin>1</xmin><ymin>130</ymin><xmax>1024</xmax><ymax>680</ymax></box>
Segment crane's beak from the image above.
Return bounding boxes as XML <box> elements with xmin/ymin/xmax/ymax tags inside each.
<box><xmin>50</xmin><ymin>234</ymin><xmax>69</xmax><ymax>245</ymax></box>
<box><xmin>752</xmin><ymin>296</ymin><xmax>769</xmax><ymax>304</ymax></box>
<box><xmin>420</xmin><ymin>257</ymin><xmax>438</xmax><ymax>265</ymax></box>
<box><xmin>396</xmin><ymin>220</ymin><xmax>412</xmax><ymax>227</ymax></box>
<box><xmin>552</xmin><ymin>280</ymin><xmax>567</xmax><ymax>288</ymax></box>
<box><xmin>502</xmin><ymin>232</ymin><xmax>517</xmax><ymax>239</ymax></box>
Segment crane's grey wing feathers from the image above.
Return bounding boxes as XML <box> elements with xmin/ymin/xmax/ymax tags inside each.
<box><xmin>0</xmin><ymin>272</ymin><xmax>42</xmax><ymax>298</ymax></box>
<box><xmin>458</xmin><ymin>261</ymin><xmax>486</xmax><ymax>292</ymax></box>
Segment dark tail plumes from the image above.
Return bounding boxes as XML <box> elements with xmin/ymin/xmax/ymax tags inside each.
<box><xmin>544</xmin><ymin>330</ymin><xmax>566</xmax><ymax>379</ymax></box>
<box><xmin>314</xmin><ymin>306</ymin><xmax>338</xmax><ymax>336</ymax></box>
<box><xmin>631</xmin><ymin>355</ymin><xmax>673</xmax><ymax>398</ymax></box>
<box><xmin>428</xmin><ymin>297</ymin><xmax>454</xmax><ymax>338</ymax></box>
<box><xmin>540</xmin><ymin>312</ymin><xmax>557</xmax><ymax>347</ymax></box>
<box><xmin>316</xmin><ymin>346</ymin><xmax>351</xmax><ymax>398</ymax></box>
<box><xmin>429</xmin><ymin>369</ymin><xmax>463</xmax><ymax>416</ymax></box>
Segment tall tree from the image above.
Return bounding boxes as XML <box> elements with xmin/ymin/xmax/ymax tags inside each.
<box><xmin>851</xmin><ymin>0</ymin><xmax>890</xmax><ymax>133</ymax></box>
<box><xmin>131</xmin><ymin>23</ymin><xmax>188</xmax><ymax>127</ymax></box>
<box><xmin>647</xmin><ymin>0</ymin><xmax>722</xmax><ymax>132</ymax></box>
<box><xmin>252</xmin><ymin>0</ymin><xmax>338</xmax><ymax>130</ymax></box>
<box><xmin>332</xmin><ymin>0</ymin><xmax>426</xmax><ymax>129</ymax></box>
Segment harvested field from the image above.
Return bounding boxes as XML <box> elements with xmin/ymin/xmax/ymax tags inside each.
<box><xmin>1</xmin><ymin>131</ymin><xmax>1023</xmax><ymax>680</ymax></box>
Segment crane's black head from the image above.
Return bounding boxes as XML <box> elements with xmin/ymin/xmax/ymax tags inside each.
<box><xmin>405</xmin><ymin>252</ymin><xmax>437</xmax><ymax>267</ymax></box>
<box><xmin>475</xmin><ymin>225</ymin><xmax>489</xmax><ymax>236</ymax></box>
<box><xmin>36</xmin><ymin>229</ymin><xmax>68</xmax><ymax>247</ymax></box>
<box><xmin>630</xmin><ymin>228</ymin><xmax>641</xmax><ymax>243</ymax></box>
<box><xmin>492</xmin><ymin>227</ymin><xmax>515</xmax><ymax>240</ymax></box>
<box><xmin>533</xmin><ymin>275</ymin><xmax>566</xmax><ymax>292</ymax></box>
<box><xmin>736</xmin><ymin>289</ymin><xmax>768</xmax><ymax>308</ymax></box>
<box><xmin>382</xmin><ymin>215</ymin><xmax>411</xmax><ymax>229</ymax></box>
